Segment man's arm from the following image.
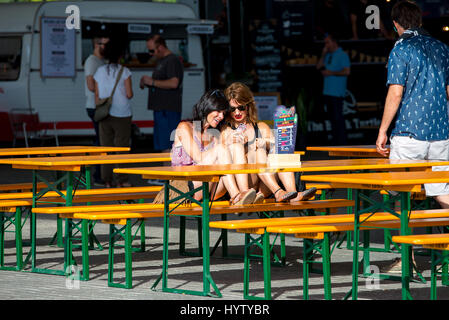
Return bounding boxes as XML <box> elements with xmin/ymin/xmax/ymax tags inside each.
<box><xmin>376</xmin><ymin>84</ymin><xmax>404</xmax><ymax>156</ymax></box>
<box><xmin>322</xmin><ymin>67</ymin><xmax>350</xmax><ymax>77</ymax></box>
<box><xmin>86</xmin><ymin>75</ymin><xmax>95</xmax><ymax>92</ymax></box>
<box><xmin>140</xmin><ymin>76</ymin><xmax>179</xmax><ymax>89</ymax></box>
<box><xmin>446</xmin><ymin>85</ymin><xmax>449</xmax><ymax>100</ymax></box>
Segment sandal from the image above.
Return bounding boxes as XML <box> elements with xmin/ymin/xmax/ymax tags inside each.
<box><xmin>232</xmin><ymin>188</ymin><xmax>257</xmax><ymax>206</ymax></box>
<box><xmin>253</xmin><ymin>192</ymin><xmax>265</xmax><ymax>204</ymax></box>
<box><xmin>274</xmin><ymin>188</ymin><xmax>298</xmax><ymax>202</ymax></box>
<box><xmin>296</xmin><ymin>187</ymin><xmax>317</xmax><ymax>201</ymax></box>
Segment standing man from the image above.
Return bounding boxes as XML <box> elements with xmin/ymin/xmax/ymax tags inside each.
<box><xmin>84</xmin><ymin>35</ymin><xmax>109</xmax><ymax>186</ymax></box>
<box><xmin>376</xmin><ymin>0</ymin><xmax>449</xmax><ymax>209</ymax></box>
<box><xmin>316</xmin><ymin>33</ymin><xmax>351</xmax><ymax>145</ymax></box>
<box><xmin>140</xmin><ymin>35</ymin><xmax>184</xmax><ymax>154</ymax></box>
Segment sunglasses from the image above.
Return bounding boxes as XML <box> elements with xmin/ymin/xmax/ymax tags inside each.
<box><xmin>230</xmin><ymin>104</ymin><xmax>247</xmax><ymax>113</ymax></box>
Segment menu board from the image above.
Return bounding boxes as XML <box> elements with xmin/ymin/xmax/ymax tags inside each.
<box><xmin>41</xmin><ymin>17</ymin><xmax>76</xmax><ymax>78</ymax></box>
<box><xmin>254</xmin><ymin>92</ymin><xmax>280</xmax><ymax>121</ymax></box>
<box><xmin>248</xmin><ymin>19</ymin><xmax>282</xmax><ymax>93</ymax></box>
<box><xmin>273</xmin><ymin>105</ymin><xmax>297</xmax><ymax>154</ymax></box>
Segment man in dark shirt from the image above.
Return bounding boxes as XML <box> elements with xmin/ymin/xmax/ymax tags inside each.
<box><xmin>140</xmin><ymin>35</ymin><xmax>184</xmax><ymax>153</ymax></box>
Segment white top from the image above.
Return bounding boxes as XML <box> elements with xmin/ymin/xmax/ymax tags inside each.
<box><xmin>94</xmin><ymin>64</ymin><xmax>132</xmax><ymax>118</ymax></box>
<box><xmin>84</xmin><ymin>54</ymin><xmax>105</xmax><ymax>109</ymax></box>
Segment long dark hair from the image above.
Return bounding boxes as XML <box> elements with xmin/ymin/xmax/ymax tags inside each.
<box><xmin>103</xmin><ymin>39</ymin><xmax>125</xmax><ymax>64</ymax></box>
<box><xmin>192</xmin><ymin>89</ymin><xmax>229</xmax><ymax>131</ymax></box>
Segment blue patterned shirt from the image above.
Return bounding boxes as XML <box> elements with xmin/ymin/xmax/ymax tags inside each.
<box><xmin>387</xmin><ymin>32</ymin><xmax>449</xmax><ymax>141</ymax></box>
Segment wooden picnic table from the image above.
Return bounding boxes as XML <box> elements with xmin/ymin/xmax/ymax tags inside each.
<box><xmin>114</xmin><ymin>158</ymin><xmax>449</xmax><ymax>298</ymax></box>
<box><xmin>0</xmin><ymin>146</ymin><xmax>130</xmax><ymax>157</ymax></box>
<box><xmin>0</xmin><ymin>152</ymin><xmax>170</xmax><ymax>276</ymax></box>
<box><xmin>306</xmin><ymin>145</ymin><xmax>388</xmax><ymax>158</ymax></box>
<box><xmin>301</xmin><ymin>170</ymin><xmax>449</xmax><ymax>300</ymax></box>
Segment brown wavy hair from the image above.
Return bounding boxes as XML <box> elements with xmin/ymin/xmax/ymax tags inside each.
<box><xmin>224</xmin><ymin>82</ymin><xmax>258</xmax><ymax>127</ymax></box>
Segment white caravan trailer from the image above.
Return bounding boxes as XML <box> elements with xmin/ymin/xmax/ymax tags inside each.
<box><xmin>0</xmin><ymin>1</ymin><xmax>215</xmax><ymax>142</ymax></box>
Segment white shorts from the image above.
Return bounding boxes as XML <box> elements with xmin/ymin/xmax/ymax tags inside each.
<box><xmin>390</xmin><ymin>136</ymin><xmax>449</xmax><ymax>197</ymax></box>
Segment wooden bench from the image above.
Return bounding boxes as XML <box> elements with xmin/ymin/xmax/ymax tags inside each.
<box><xmin>392</xmin><ymin>233</ymin><xmax>449</xmax><ymax>300</ymax></box>
<box><xmin>30</xmin><ymin>198</ymin><xmax>355</xmax><ymax>289</ymax></box>
<box><xmin>0</xmin><ymin>186</ymin><xmax>162</xmax><ymax>272</ymax></box>
<box><xmin>210</xmin><ymin>211</ymin><xmax>449</xmax><ymax>300</ymax></box>
<box><xmin>0</xmin><ymin>182</ymin><xmax>50</xmax><ymax>192</ymax></box>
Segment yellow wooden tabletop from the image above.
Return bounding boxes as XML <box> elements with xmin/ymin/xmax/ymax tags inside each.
<box><xmin>0</xmin><ymin>153</ymin><xmax>171</xmax><ymax>171</ymax></box>
<box><xmin>0</xmin><ymin>146</ymin><xmax>130</xmax><ymax>157</ymax></box>
<box><xmin>301</xmin><ymin>171</ymin><xmax>449</xmax><ymax>192</ymax></box>
<box><xmin>114</xmin><ymin>158</ymin><xmax>449</xmax><ymax>182</ymax></box>
<box><xmin>306</xmin><ymin>145</ymin><xmax>388</xmax><ymax>158</ymax></box>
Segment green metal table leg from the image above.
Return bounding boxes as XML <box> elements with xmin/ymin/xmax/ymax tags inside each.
<box><xmin>303</xmin><ymin>238</ymin><xmax>312</xmax><ymax>300</ymax></box>
<box><xmin>322</xmin><ymin>233</ymin><xmax>332</xmax><ymax>300</ymax></box>
<box><xmin>351</xmin><ymin>189</ymin><xmax>360</xmax><ymax>300</ymax></box>
<box><xmin>161</xmin><ymin>180</ymin><xmax>170</xmax><ymax>292</ymax></box>
<box><xmin>430</xmin><ymin>249</ymin><xmax>437</xmax><ymax>300</ymax></box>
<box><xmin>124</xmin><ymin>219</ymin><xmax>133</xmax><ymax>289</ymax></box>
<box><xmin>400</xmin><ymin>191</ymin><xmax>412</xmax><ymax>300</ymax></box>
<box><xmin>81</xmin><ymin>219</ymin><xmax>89</xmax><ymax>281</ymax></box>
<box><xmin>262</xmin><ymin>231</ymin><xmax>272</xmax><ymax>299</ymax></box>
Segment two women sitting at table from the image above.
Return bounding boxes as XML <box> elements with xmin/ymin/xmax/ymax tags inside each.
<box><xmin>170</xmin><ymin>89</ymin><xmax>257</xmax><ymax>205</ymax></box>
<box><xmin>222</xmin><ymin>82</ymin><xmax>316</xmax><ymax>203</ymax></box>
<box><xmin>168</xmin><ymin>84</ymin><xmax>316</xmax><ymax>204</ymax></box>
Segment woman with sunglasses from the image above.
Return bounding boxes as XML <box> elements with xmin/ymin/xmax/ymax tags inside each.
<box><xmin>222</xmin><ymin>82</ymin><xmax>317</xmax><ymax>203</ymax></box>
<box><xmin>169</xmin><ymin>89</ymin><xmax>256</xmax><ymax>205</ymax></box>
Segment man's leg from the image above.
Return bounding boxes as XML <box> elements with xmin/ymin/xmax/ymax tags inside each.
<box><xmin>324</xmin><ymin>95</ymin><xmax>347</xmax><ymax>145</ymax></box>
<box><xmin>426</xmin><ymin>138</ymin><xmax>449</xmax><ymax>208</ymax></box>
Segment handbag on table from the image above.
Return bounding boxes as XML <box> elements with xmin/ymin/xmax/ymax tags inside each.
<box><xmin>94</xmin><ymin>65</ymin><xmax>124</xmax><ymax>122</ymax></box>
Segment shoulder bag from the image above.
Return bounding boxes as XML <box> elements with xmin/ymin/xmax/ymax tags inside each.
<box><xmin>94</xmin><ymin>65</ymin><xmax>124</xmax><ymax>122</ymax></box>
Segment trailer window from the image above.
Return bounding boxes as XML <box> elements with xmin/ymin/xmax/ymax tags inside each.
<box><xmin>0</xmin><ymin>37</ymin><xmax>21</xmax><ymax>81</ymax></box>
<box><xmin>81</xmin><ymin>21</ymin><xmax>189</xmax><ymax>67</ymax></box>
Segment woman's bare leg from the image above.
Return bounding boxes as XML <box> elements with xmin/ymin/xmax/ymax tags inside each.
<box><xmin>254</xmin><ymin>147</ymin><xmax>294</xmax><ymax>201</ymax></box>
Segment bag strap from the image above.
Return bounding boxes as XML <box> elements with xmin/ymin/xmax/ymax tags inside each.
<box><xmin>110</xmin><ymin>65</ymin><xmax>124</xmax><ymax>98</ymax></box>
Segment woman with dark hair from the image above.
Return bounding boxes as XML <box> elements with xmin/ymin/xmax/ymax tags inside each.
<box><xmin>222</xmin><ymin>82</ymin><xmax>317</xmax><ymax>203</ymax></box>
<box><xmin>94</xmin><ymin>39</ymin><xmax>133</xmax><ymax>187</ymax></box>
<box><xmin>170</xmin><ymin>89</ymin><xmax>256</xmax><ymax>204</ymax></box>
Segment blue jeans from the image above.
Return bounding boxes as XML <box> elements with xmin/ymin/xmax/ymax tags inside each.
<box><xmin>153</xmin><ymin>110</ymin><xmax>181</xmax><ymax>151</ymax></box>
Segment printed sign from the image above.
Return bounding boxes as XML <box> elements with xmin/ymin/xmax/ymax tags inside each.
<box><xmin>273</xmin><ymin>105</ymin><xmax>297</xmax><ymax>154</ymax></box>
<box><xmin>187</xmin><ymin>25</ymin><xmax>214</xmax><ymax>34</ymax></box>
<box><xmin>41</xmin><ymin>17</ymin><xmax>76</xmax><ymax>78</ymax></box>
<box><xmin>254</xmin><ymin>92</ymin><xmax>280</xmax><ymax>121</ymax></box>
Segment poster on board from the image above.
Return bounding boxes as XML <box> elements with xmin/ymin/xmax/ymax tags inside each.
<box><xmin>41</xmin><ymin>17</ymin><xmax>76</xmax><ymax>78</ymax></box>
<box><xmin>254</xmin><ymin>92</ymin><xmax>281</xmax><ymax>121</ymax></box>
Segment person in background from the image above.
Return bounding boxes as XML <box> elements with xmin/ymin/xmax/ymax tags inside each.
<box><xmin>316</xmin><ymin>33</ymin><xmax>351</xmax><ymax>145</ymax></box>
<box><xmin>140</xmin><ymin>34</ymin><xmax>184</xmax><ymax>186</ymax></box>
<box><xmin>222</xmin><ymin>82</ymin><xmax>317</xmax><ymax>203</ymax></box>
<box><xmin>168</xmin><ymin>89</ymin><xmax>256</xmax><ymax>205</ymax></box>
<box><xmin>376</xmin><ymin>0</ymin><xmax>449</xmax><ymax>273</ymax></box>
<box><xmin>94</xmin><ymin>39</ymin><xmax>133</xmax><ymax>188</ymax></box>
<box><xmin>140</xmin><ymin>35</ymin><xmax>183</xmax><ymax>152</ymax></box>
<box><xmin>84</xmin><ymin>35</ymin><xmax>109</xmax><ymax>186</ymax></box>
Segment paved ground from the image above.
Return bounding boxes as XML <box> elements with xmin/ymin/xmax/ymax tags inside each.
<box><xmin>0</xmin><ymin>142</ymin><xmax>448</xmax><ymax>308</ymax></box>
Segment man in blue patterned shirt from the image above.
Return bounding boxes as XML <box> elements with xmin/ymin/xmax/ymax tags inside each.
<box><xmin>376</xmin><ymin>0</ymin><xmax>449</xmax><ymax>208</ymax></box>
